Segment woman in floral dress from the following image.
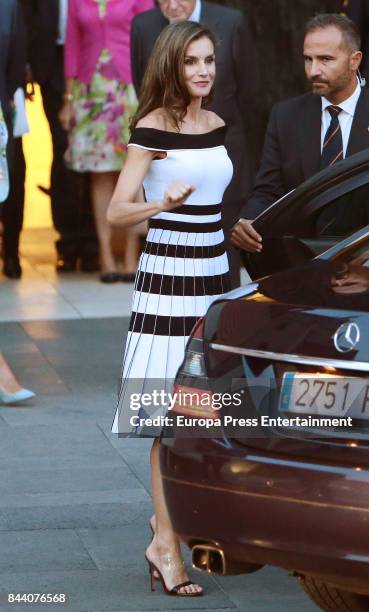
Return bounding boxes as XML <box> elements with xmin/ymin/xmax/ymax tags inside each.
<box><xmin>60</xmin><ymin>0</ymin><xmax>153</xmax><ymax>282</ymax></box>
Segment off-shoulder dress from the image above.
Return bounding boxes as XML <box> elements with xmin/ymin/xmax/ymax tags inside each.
<box><xmin>112</xmin><ymin>126</ymin><xmax>233</xmax><ymax>436</ymax></box>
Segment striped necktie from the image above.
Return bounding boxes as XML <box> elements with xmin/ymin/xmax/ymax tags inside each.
<box><xmin>320</xmin><ymin>105</ymin><xmax>343</xmax><ymax>169</ymax></box>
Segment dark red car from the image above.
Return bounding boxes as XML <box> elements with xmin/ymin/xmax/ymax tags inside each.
<box><xmin>160</xmin><ymin>150</ymin><xmax>369</xmax><ymax>611</ymax></box>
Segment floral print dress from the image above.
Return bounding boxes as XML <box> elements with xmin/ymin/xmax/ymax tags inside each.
<box><xmin>65</xmin><ymin>0</ymin><xmax>138</xmax><ymax>172</ymax></box>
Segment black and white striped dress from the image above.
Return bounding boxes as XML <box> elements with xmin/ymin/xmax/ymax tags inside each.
<box><xmin>112</xmin><ymin>126</ymin><xmax>233</xmax><ymax>436</ymax></box>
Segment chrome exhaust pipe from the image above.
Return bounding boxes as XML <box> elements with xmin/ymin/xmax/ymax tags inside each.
<box><xmin>192</xmin><ymin>544</ymin><xmax>226</xmax><ymax>575</ymax></box>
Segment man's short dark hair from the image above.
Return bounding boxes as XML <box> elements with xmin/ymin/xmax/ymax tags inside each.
<box><xmin>305</xmin><ymin>13</ymin><xmax>361</xmax><ymax>51</ymax></box>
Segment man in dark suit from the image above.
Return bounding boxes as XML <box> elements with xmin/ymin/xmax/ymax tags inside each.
<box><xmin>131</xmin><ymin>0</ymin><xmax>259</xmax><ymax>287</ymax></box>
<box><xmin>344</xmin><ymin>0</ymin><xmax>369</xmax><ymax>81</ymax></box>
<box><xmin>0</xmin><ymin>0</ymin><xmax>25</xmax><ymax>132</ymax></box>
<box><xmin>0</xmin><ymin>0</ymin><xmax>27</xmax><ymax>278</ymax></box>
<box><xmin>24</xmin><ymin>0</ymin><xmax>98</xmax><ymax>272</ymax></box>
<box><xmin>232</xmin><ymin>13</ymin><xmax>369</xmax><ymax>253</ymax></box>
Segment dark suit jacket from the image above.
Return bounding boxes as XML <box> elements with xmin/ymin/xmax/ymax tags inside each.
<box><xmin>344</xmin><ymin>0</ymin><xmax>369</xmax><ymax>81</ymax></box>
<box><xmin>23</xmin><ymin>0</ymin><xmax>59</xmax><ymax>85</ymax></box>
<box><xmin>0</xmin><ymin>0</ymin><xmax>26</xmax><ymax>127</ymax></box>
<box><xmin>130</xmin><ymin>3</ymin><xmax>259</xmax><ymax>205</ymax></box>
<box><xmin>241</xmin><ymin>87</ymin><xmax>369</xmax><ymax>219</ymax></box>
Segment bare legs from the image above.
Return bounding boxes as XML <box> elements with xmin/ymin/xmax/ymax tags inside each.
<box><xmin>146</xmin><ymin>438</ymin><xmax>203</xmax><ymax>595</ymax></box>
<box><xmin>0</xmin><ymin>353</ymin><xmax>23</xmax><ymax>393</ymax></box>
<box><xmin>90</xmin><ymin>172</ymin><xmax>118</xmax><ymax>273</ymax></box>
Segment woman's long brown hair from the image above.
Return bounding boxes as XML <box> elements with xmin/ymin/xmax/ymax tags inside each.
<box><xmin>130</xmin><ymin>21</ymin><xmax>216</xmax><ymax>132</ymax></box>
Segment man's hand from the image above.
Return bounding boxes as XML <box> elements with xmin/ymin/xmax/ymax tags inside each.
<box><xmin>231</xmin><ymin>218</ymin><xmax>262</xmax><ymax>253</ymax></box>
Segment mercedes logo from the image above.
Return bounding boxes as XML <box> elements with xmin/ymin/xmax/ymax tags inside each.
<box><xmin>333</xmin><ymin>322</ymin><xmax>360</xmax><ymax>353</ymax></box>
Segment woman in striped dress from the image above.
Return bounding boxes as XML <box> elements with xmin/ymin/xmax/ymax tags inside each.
<box><xmin>108</xmin><ymin>22</ymin><xmax>233</xmax><ymax>597</ymax></box>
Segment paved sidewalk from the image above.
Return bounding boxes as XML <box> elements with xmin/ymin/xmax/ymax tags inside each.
<box><xmin>0</xmin><ymin>317</ymin><xmax>316</xmax><ymax>612</ymax></box>
<box><xmin>0</xmin><ymin>229</ymin><xmax>135</xmax><ymax>322</ymax></box>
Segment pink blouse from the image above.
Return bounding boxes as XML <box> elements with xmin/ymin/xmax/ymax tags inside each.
<box><xmin>65</xmin><ymin>0</ymin><xmax>154</xmax><ymax>85</ymax></box>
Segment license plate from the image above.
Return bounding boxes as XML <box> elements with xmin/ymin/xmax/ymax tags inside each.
<box><xmin>279</xmin><ymin>373</ymin><xmax>369</xmax><ymax>421</ymax></box>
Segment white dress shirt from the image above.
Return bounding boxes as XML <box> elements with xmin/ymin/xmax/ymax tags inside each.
<box><xmin>56</xmin><ymin>0</ymin><xmax>68</xmax><ymax>45</ymax></box>
<box><xmin>321</xmin><ymin>80</ymin><xmax>362</xmax><ymax>157</ymax></box>
<box><xmin>189</xmin><ymin>0</ymin><xmax>202</xmax><ymax>22</ymax></box>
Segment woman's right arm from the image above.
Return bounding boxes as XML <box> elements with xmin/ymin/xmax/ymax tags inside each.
<box><xmin>107</xmin><ymin>146</ymin><xmax>194</xmax><ymax>227</ymax></box>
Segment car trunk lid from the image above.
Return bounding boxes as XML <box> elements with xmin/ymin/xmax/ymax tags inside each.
<box><xmin>203</xmin><ymin>260</ymin><xmax>369</xmax><ymax>458</ymax></box>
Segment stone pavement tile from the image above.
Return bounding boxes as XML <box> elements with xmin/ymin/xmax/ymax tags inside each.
<box><xmin>20</xmin><ymin>319</ymin><xmax>85</xmax><ymax>341</ymax></box>
<box><xmin>0</xmin><ymin>415</ymin><xmax>8</xmax><ymax>427</ymax></box>
<box><xmin>0</xmin><ymin>466</ymin><xmax>140</xmax><ymax>496</ymax></box>
<box><xmin>1</xmin><ymin>342</ymin><xmax>68</xmax><ymax>397</ymax></box>
<box><xmin>0</xmin><ymin>402</ymin><xmax>114</xmax><ymax>428</ymax></box>
<box><xmin>18</xmin><ymin>319</ymin><xmax>126</xmax><ymax>372</ymax></box>
<box><xmin>0</xmin><ymin>569</ymin><xmax>233</xmax><ymax>612</ymax></box>
<box><xmin>0</xmin><ymin>499</ymin><xmax>151</xmax><ymax>532</ymax></box>
<box><xmin>0</xmin><ymin>285</ymin><xmax>81</xmax><ymax>321</ymax></box>
<box><xmin>106</xmin><ymin>438</ymin><xmax>152</xmax><ymax>492</ymax></box>
<box><xmin>0</xmin><ymin>489</ymin><xmax>149</xmax><ymax>511</ymax></box>
<box><xmin>0</xmin><ymin>515</ymin><xmax>8</xmax><ymax>530</ymax></box>
<box><xmin>213</xmin><ymin>567</ymin><xmax>316</xmax><ymax>611</ymax></box>
<box><xmin>0</xmin><ymin>392</ymin><xmax>115</xmax><ymax>427</ymax></box>
<box><xmin>27</xmin><ymin>362</ymin><xmax>120</xmax><ymax>394</ymax></box>
<box><xmin>0</xmin><ymin>530</ymin><xmax>96</xmax><ymax>573</ymax></box>
<box><xmin>0</xmin><ymin>402</ymin><xmax>86</xmax><ymax>428</ymax></box>
<box><xmin>77</xmin><ymin>525</ymin><xmax>171</xmax><ymax>571</ymax></box>
<box><xmin>0</xmin><ymin>323</ymin><xmax>32</xmax><ymax>347</ymax></box>
<box><xmin>26</xmin><ymin>340</ymin><xmax>121</xmax><ymax>368</ymax></box>
<box><xmin>35</xmin><ymin>274</ymin><xmax>134</xmax><ymax>319</ymax></box>
<box><xmin>0</xmin><ymin>318</ymin><xmax>127</xmax><ymax>404</ymax></box>
<box><xmin>0</xmin><ymin>424</ymin><xmax>125</xmax><ymax>469</ymax></box>
<box><xmin>64</xmin><ymin>288</ymin><xmax>133</xmax><ymax>319</ymax></box>
<box><xmin>222</xmin><ymin>598</ymin><xmax>315</xmax><ymax>612</ymax></box>
<box><xmin>45</xmin><ymin>367</ymin><xmax>119</xmax><ymax>395</ymax></box>
<box><xmin>76</xmin><ymin>525</ymin><xmax>215</xmax><ymax>588</ymax></box>
<box><xmin>2</xmin><ymin>226</ymin><xmax>133</xmax><ymax>322</ymax></box>
<box><xmin>3</xmin><ymin>344</ymin><xmax>52</xmax><ymax>364</ymax></box>
<box><xmin>20</xmin><ymin>318</ymin><xmax>127</xmax><ymax>344</ymax></box>
<box><xmin>1</xmin><ymin>341</ymin><xmax>41</xmax><ymax>358</ymax></box>
<box><xmin>2</xmin><ymin>364</ymin><xmax>68</xmax><ymax>397</ymax></box>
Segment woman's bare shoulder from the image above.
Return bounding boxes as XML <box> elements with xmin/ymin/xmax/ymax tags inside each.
<box><xmin>136</xmin><ymin>109</ymin><xmax>169</xmax><ymax>130</ymax></box>
<box><xmin>202</xmin><ymin>111</ymin><xmax>226</xmax><ymax>130</ymax></box>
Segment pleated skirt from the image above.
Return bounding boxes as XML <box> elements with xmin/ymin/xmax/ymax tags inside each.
<box><xmin>111</xmin><ymin>217</ymin><xmax>231</xmax><ymax>437</ymax></box>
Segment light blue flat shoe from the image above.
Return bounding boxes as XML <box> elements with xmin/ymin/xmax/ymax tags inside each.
<box><xmin>0</xmin><ymin>388</ymin><xmax>36</xmax><ymax>405</ymax></box>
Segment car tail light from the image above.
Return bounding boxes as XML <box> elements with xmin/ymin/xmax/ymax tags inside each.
<box><xmin>170</xmin><ymin>318</ymin><xmax>218</xmax><ymax>420</ymax></box>
<box><xmin>181</xmin><ymin>350</ymin><xmax>206</xmax><ymax>377</ymax></box>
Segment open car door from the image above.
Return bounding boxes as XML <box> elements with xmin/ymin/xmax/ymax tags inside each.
<box><xmin>243</xmin><ymin>149</ymin><xmax>369</xmax><ymax>280</ymax></box>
